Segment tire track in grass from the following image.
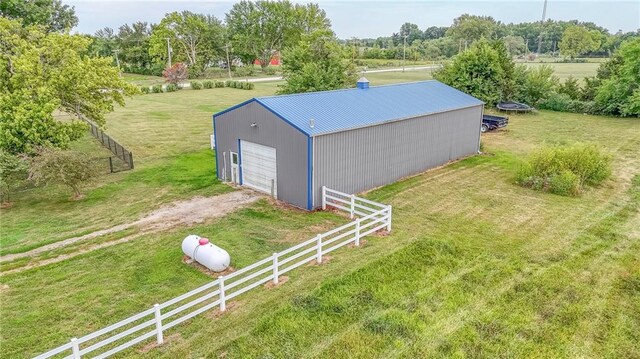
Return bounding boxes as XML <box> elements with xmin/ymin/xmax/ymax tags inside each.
<box><xmin>388</xmin><ymin>180</ymin><xmax>640</xmax><ymax>358</ymax></box>
<box><xmin>302</xmin><ymin>256</ymin><xmax>505</xmax><ymax>359</ymax></box>
<box><xmin>298</xmin><ymin>180</ymin><xmax>636</xmax><ymax>359</ymax></box>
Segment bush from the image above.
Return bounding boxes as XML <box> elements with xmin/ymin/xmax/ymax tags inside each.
<box><xmin>234</xmin><ymin>66</ymin><xmax>256</xmax><ymax>77</ymax></box>
<box><xmin>215</xmin><ymin>81</ymin><xmax>225</xmax><ymax>88</ymax></box>
<box><xmin>140</xmin><ymin>86</ymin><xmax>150</xmax><ymax>94</ymax></box>
<box><xmin>203</xmin><ymin>80</ymin><xmax>214</xmax><ymax>89</ymax></box>
<box><xmin>165</xmin><ymin>83</ymin><xmax>179</xmax><ymax>92</ymax></box>
<box><xmin>28</xmin><ymin>147</ymin><xmax>99</xmax><ymax>199</ymax></box>
<box><xmin>538</xmin><ymin>93</ymin><xmax>572</xmax><ymax>112</ymax></box>
<box><xmin>262</xmin><ymin>67</ymin><xmax>277</xmax><ymax>75</ymax></box>
<box><xmin>516</xmin><ymin>144</ymin><xmax>611</xmax><ymax>196</ymax></box>
<box><xmin>548</xmin><ymin>170</ymin><xmax>581</xmax><ymax>196</ymax></box>
<box><xmin>152</xmin><ymin>85</ymin><xmax>163</xmax><ymax>93</ymax></box>
<box><xmin>162</xmin><ymin>63</ymin><xmax>188</xmax><ymax>85</ymax></box>
<box><xmin>0</xmin><ymin>150</ymin><xmax>28</xmax><ymax>204</ymax></box>
<box><xmin>190</xmin><ymin>81</ymin><xmax>203</xmax><ymax>90</ymax></box>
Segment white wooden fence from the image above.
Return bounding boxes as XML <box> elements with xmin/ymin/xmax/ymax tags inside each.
<box><xmin>33</xmin><ymin>187</ymin><xmax>391</xmax><ymax>359</ymax></box>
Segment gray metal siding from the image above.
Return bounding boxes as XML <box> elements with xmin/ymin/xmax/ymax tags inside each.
<box><xmin>215</xmin><ymin>101</ymin><xmax>309</xmax><ymax>209</ymax></box>
<box><xmin>312</xmin><ymin>105</ymin><xmax>482</xmax><ymax>206</ymax></box>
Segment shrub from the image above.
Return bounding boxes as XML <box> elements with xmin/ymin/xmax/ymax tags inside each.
<box><xmin>0</xmin><ymin>150</ymin><xmax>28</xmax><ymax>204</ymax></box>
<box><xmin>152</xmin><ymin>85</ymin><xmax>163</xmax><ymax>93</ymax></box>
<box><xmin>262</xmin><ymin>67</ymin><xmax>277</xmax><ymax>75</ymax></box>
<box><xmin>28</xmin><ymin>147</ymin><xmax>99</xmax><ymax>199</ymax></box>
<box><xmin>165</xmin><ymin>83</ymin><xmax>179</xmax><ymax>92</ymax></box>
<box><xmin>557</xmin><ymin>76</ymin><xmax>581</xmax><ymax>100</ymax></box>
<box><xmin>190</xmin><ymin>81</ymin><xmax>203</xmax><ymax>90</ymax></box>
<box><xmin>215</xmin><ymin>81</ymin><xmax>225</xmax><ymax>88</ymax></box>
<box><xmin>203</xmin><ymin>80</ymin><xmax>214</xmax><ymax>89</ymax></box>
<box><xmin>539</xmin><ymin>93</ymin><xmax>572</xmax><ymax>112</ymax></box>
<box><xmin>140</xmin><ymin>86</ymin><xmax>151</xmax><ymax>94</ymax></box>
<box><xmin>162</xmin><ymin>63</ymin><xmax>188</xmax><ymax>85</ymax></box>
<box><xmin>235</xmin><ymin>66</ymin><xmax>256</xmax><ymax>77</ymax></box>
<box><xmin>548</xmin><ymin>170</ymin><xmax>581</xmax><ymax>196</ymax></box>
<box><xmin>516</xmin><ymin>144</ymin><xmax>611</xmax><ymax>196</ymax></box>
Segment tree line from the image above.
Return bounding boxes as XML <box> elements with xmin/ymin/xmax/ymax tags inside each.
<box><xmin>88</xmin><ymin>1</ymin><xmax>331</xmax><ymax>77</ymax></box>
<box><xmin>351</xmin><ymin>15</ymin><xmax>639</xmax><ymax>61</ymax></box>
<box><xmin>434</xmin><ymin>37</ymin><xmax>640</xmax><ymax>117</ymax></box>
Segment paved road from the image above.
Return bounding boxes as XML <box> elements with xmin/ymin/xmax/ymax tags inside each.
<box><xmin>151</xmin><ymin>65</ymin><xmax>442</xmax><ymax>89</ymax></box>
<box><xmin>243</xmin><ymin>65</ymin><xmax>441</xmax><ymax>83</ymax></box>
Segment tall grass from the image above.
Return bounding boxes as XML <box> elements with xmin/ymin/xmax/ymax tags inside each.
<box><xmin>516</xmin><ymin>144</ymin><xmax>611</xmax><ymax>196</ymax></box>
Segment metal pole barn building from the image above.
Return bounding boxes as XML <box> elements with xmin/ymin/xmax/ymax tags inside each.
<box><xmin>212</xmin><ymin>79</ymin><xmax>484</xmax><ymax>210</ymax></box>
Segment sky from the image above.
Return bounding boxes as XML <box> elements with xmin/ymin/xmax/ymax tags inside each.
<box><xmin>67</xmin><ymin>0</ymin><xmax>640</xmax><ymax>38</ymax></box>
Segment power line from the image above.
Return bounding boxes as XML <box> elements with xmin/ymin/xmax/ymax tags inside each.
<box><xmin>536</xmin><ymin>0</ymin><xmax>548</xmax><ymax>56</ymax></box>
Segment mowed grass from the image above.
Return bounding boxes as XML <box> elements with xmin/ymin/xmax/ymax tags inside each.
<box><xmin>1</xmin><ymin>72</ymin><xmax>433</xmax><ymax>254</ymax></box>
<box><xmin>522</xmin><ymin>62</ymin><xmax>600</xmax><ymax>82</ymax></box>
<box><xmin>0</xmin><ymin>84</ymin><xmax>277</xmax><ymax>254</ymax></box>
<box><xmin>2</xmin><ymin>110</ymin><xmax>639</xmax><ymax>358</ymax></box>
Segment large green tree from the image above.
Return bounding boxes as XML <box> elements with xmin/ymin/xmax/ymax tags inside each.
<box><xmin>278</xmin><ymin>30</ymin><xmax>357</xmax><ymax>94</ymax></box>
<box><xmin>0</xmin><ymin>18</ymin><xmax>137</xmax><ymax>154</ymax></box>
<box><xmin>0</xmin><ymin>0</ymin><xmax>77</xmax><ymax>32</ymax></box>
<box><xmin>226</xmin><ymin>0</ymin><xmax>330</xmax><ymax>68</ymax></box>
<box><xmin>446</xmin><ymin>14</ymin><xmax>500</xmax><ymax>43</ymax></box>
<box><xmin>434</xmin><ymin>39</ymin><xmax>509</xmax><ymax>105</ymax></box>
<box><xmin>559</xmin><ymin>25</ymin><xmax>600</xmax><ymax>58</ymax></box>
<box><xmin>149</xmin><ymin>11</ymin><xmax>225</xmax><ymax>75</ymax></box>
<box><xmin>594</xmin><ymin>37</ymin><xmax>640</xmax><ymax>117</ymax></box>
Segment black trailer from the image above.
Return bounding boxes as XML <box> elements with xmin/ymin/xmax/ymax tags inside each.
<box><xmin>481</xmin><ymin>114</ymin><xmax>509</xmax><ymax>133</ymax></box>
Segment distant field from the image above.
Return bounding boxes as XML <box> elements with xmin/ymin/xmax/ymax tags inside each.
<box><xmin>522</xmin><ymin>62</ymin><xmax>600</xmax><ymax>82</ymax></box>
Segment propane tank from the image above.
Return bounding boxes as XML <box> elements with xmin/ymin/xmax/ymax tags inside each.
<box><xmin>182</xmin><ymin>235</ymin><xmax>230</xmax><ymax>272</ymax></box>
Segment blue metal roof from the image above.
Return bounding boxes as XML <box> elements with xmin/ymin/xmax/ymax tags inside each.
<box><xmin>218</xmin><ymin>80</ymin><xmax>484</xmax><ymax>137</ymax></box>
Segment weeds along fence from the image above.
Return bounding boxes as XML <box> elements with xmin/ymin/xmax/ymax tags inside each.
<box><xmin>34</xmin><ymin>187</ymin><xmax>392</xmax><ymax>359</ymax></box>
<box><xmin>85</xmin><ymin>120</ymin><xmax>134</xmax><ymax>171</ymax></box>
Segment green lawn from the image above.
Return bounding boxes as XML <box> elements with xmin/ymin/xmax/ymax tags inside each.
<box><xmin>2</xmin><ymin>109</ymin><xmax>639</xmax><ymax>358</ymax></box>
<box><xmin>521</xmin><ymin>62</ymin><xmax>600</xmax><ymax>82</ymax></box>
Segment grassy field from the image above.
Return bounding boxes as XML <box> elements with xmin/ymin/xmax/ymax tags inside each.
<box><xmin>2</xmin><ymin>68</ymin><xmax>639</xmax><ymax>358</ymax></box>
<box><xmin>521</xmin><ymin>62</ymin><xmax>600</xmax><ymax>82</ymax></box>
<box><xmin>2</xmin><ymin>106</ymin><xmax>639</xmax><ymax>357</ymax></box>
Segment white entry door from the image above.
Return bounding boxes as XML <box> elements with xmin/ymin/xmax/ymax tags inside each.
<box><xmin>240</xmin><ymin>140</ymin><xmax>277</xmax><ymax>197</ymax></box>
<box><xmin>230</xmin><ymin>152</ymin><xmax>239</xmax><ymax>184</ymax></box>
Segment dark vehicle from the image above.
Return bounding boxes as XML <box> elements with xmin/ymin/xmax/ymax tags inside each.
<box><xmin>481</xmin><ymin>114</ymin><xmax>508</xmax><ymax>133</ymax></box>
<box><xmin>497</xmin><ymin>101</ymin><xmax>533</xmax><ymax>113</ymax></box>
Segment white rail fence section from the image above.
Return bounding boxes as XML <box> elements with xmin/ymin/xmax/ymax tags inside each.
<box><xmin>34</xmin><ymin>187</ymin><xmax>391</xmax><ymax>359</ymax></box>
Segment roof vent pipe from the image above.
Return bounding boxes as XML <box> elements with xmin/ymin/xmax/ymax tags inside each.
<box><xmin>356</xmin><ymin>76</ymin><xmax>369</xmax><ymax>89</ymax></box>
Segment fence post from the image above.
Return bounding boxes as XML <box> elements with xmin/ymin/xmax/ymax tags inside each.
<box><xmin>128</xmin><ymin>152</ymin><xmax>134</xmax><ymax>169</ymax></box>
<box><xmin>219</xmin><ymin>276</ymin><xmax>226</xmax><ymax>312</ymax></box>
<box><xmin>71</xmin><ymin>338</ymin><xmax>80</xmax><ymax>359</ymax></box>
<box><xmin>108</xmin><ymin>157</ymin><xmax>114</xmax><ymax>173</ymax></box>
<box><xmin>153</xmin><ymin>304</ymin><xmax>164</xmax><ymax>345</ymax></box>
<box><xmin>316</xmin><ymin>234</ymin><xmax>323</xmax><ymax>264</ymax></box>
<box><xmin>386</xmin><ymin>205</ymin><xmax>392</xmax><ymax>232</ymax></box>
<box><xmin>322</xmin><ymin>186</ymin><xmax>326</xmax><ymax>210</ymax></box>
<box><xmin>355</xmin><ymin>218</ymin><xmax>361</xmax><ymax>246</ymax></box>
<box><xmin>272</xmin><ymin>252</ymin><xmax>279</xmax><ymax>284</ymax></box>
<box><xmin>350</xmin><ymin>195</ymin><xmax>355</xmax><ymax>219</ymax></box>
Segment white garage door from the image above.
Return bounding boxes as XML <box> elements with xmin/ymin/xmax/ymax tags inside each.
<box><xmin>240</xmin><ymin>140</ymin><xmax>277</xmax><ymax>197</ymax></box>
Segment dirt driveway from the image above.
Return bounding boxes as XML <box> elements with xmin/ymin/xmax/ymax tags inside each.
<box><xmin>1</xmin><ymin>190</ymin><xmax>262</xmax><ymax>272</ymax></box>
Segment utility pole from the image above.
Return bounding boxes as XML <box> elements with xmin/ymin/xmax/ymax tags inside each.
<box><xmin>224</xmin><ymin>43</ymin><xmax>232</xmax><ymax>79</ymax></box>
<box><xmin>165</xmin><ymin>38</ymin><xmax>172</xmax><ymax>68</ymax></box>
<box><xmin>536</xmin><ymin>0</ymin><xmax>548</xmax><ymax>56</ymax></box>
<box><xmin>402</xmin><ymin>34</ymin><xmax>407</xmax><ymax>72</ymax></box>
<box><xmin>112</xmin><ymin>49</ymin><xmax>121</xmax><ymax>72</ymax></box>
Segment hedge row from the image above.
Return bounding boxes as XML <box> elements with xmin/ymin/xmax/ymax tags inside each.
<box><xmin>140</xmin><ymin>80</ymin><xmax>254</xmax><ymax>94</ymax></box>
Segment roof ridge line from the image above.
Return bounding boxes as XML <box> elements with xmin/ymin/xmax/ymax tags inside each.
<box><xmin>256</xmin><ymin>80</ymin><xmax>438</xmax><ymax>100</ymax></box>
